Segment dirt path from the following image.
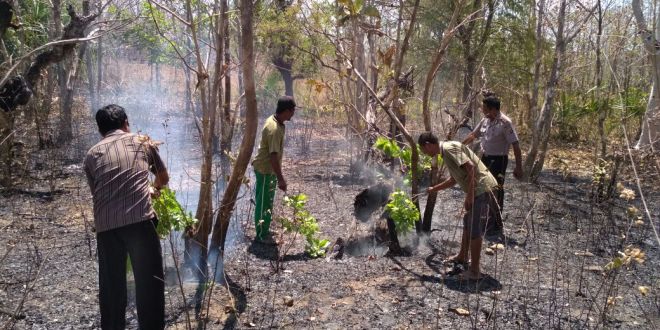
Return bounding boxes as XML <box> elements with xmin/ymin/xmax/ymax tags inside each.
<box><xmin>0</xmin><ymin>128</ymin><xmax>658</xmax><ymax>329</ymax></box>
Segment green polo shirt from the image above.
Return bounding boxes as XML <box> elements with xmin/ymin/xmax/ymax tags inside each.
<box><xmin>252</xmin><ymin>115</ymin><xmax>285</xmax><ymax>174</ymax></box>
<box><xmin>441</xmin><ymin>141</ymin><xmax>498</xmax><ymax>196</ymax></box>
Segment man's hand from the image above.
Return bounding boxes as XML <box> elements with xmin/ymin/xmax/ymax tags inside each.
<box><xmin>149</xmin><ymin>186</ymin><xmax>161</xmax><ymax>198</ymax></box>
<box><xmin>513</xmin><ymin>165</ymin><xmax>523</xmax><ymax>180</ymax></box>
<box><xmin>464</xmin><ymin>195</ymin><xmax>474</xmax><ymax>211</ymax></box>
<box><xmin>426</xmin><ymin>186</ymin><xmax>435</xmax><ymax>194</ymax></box>
<box><xmin>278</xmin><ymin>178</ymin><xmax>287</xmax><ymax>191</ymax></box>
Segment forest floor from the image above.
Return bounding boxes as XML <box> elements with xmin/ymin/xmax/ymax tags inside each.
<box><xmin>0</xmin><ymin>115</ymin><xmax>659</xmax><ymax>329</ymax></box>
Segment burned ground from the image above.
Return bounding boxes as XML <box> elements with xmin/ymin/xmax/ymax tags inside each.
<box><xmin>0</xmin><ymin>122</ymin><xmax>659</xmax><ymax>329</ymax></box>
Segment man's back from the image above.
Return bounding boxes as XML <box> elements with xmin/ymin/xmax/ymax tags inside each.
<box><xmin>84</xmin><ymin>130</ymin><xmax>164</xmax><ymax>232</ymax></box>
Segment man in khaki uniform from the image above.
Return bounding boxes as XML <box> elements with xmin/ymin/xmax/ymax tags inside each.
<box><xmin>252</xmin><ymin>96</ymin><xmax>296</xmax><ymax>243</ymax></box>
<box><xmin>419</xmin><ymin>132</ymin><xmax>499</xmax><ymax>280</ymax></box>
<box><xmin>463</xmin><ymin>94</ymin><xmax>522</xmax><ymax>235</ymax></box>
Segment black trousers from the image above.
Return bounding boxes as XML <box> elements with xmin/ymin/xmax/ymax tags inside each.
<box><xmin>97</xmin><ymin>219</ymin><xmax>165</xmax><ymax>330</ymax></box>
<box><xmin>481</xmin><ymin>155</ymin><xmax>508</xmax><ymax>230</ymax></box>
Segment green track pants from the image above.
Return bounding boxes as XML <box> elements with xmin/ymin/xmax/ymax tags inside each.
<box><xmin>254</xmin><ymin>170</ymin><xmax>277</xmax><ymax>240</ymax></box>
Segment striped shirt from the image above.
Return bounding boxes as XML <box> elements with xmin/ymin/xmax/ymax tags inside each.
<box><xmin>84</xmin><ymin>130</ymin><xmax>166</xmax><ymax>232</ymax></box>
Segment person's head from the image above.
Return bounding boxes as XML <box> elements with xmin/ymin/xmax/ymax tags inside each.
<box><xmin>275</xmin><ymin>96</ymin><xmax>296</xmax><ymax>122</ymax></box>
<box><xmin>95</xmin><ymin>104</ymin><xmax>129</xmax><ymax>136</ymax></box>
<box><xmin>481</xmin><ymin>94</ymin><xmax>501</xmax><ymax>119</ymax></box>
<box><xmin>418</xmin><ymin>132</ymin><xmax>441</xmax><ymax>156</ymax></box>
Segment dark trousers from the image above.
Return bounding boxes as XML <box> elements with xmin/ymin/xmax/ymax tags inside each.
<box><xmin>97</xmin><ymin>219</ymin><xmax>165</xmax><ymax>330</ymax></box>
<box><xmin>481</xmin><ymin>155</ymin><xmax>508</xmax><ymax>230</ymax></box>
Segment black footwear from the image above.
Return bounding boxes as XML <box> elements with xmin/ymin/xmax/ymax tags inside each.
<box><xmin>255</xmin><ymin>235</ymin><xmax>278</xmax><ymax>246</ymax></box>
<box><xmin>484</xmin><ymin>227</ymin><xmax>504</xmax><ymax>242</ymax></box>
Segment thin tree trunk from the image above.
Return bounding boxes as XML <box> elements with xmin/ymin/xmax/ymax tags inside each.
<box><xmin>220</xmin><ymin>0</ymin><xmax>233</xmax><ymax>165</ymax></box>
<box><xmin>595</xmin><ymin>0</ymin><xmax>607</xmax><ymax>158</ymax></box>
<box><xmin>209</xmin><ymin>0</ymin><xmax>258</xmax><ymax>272</ymax></box>
<box><xmin>632</xmin><ymin>0</ymin><xmax>660</xmax><ymax>150</ymax></box>
<box><xmin>186</xmin><ymin>0</ymin><xmax>216</xmax><ymax>280</ymax></box>
<box><xmin>57</xmin><ymin>1</ymin><xmax>92</xmax><ymax>144</ymax></box>
<box><xmin>420</xmin><ymin>1</ymin><xmax>465</xmax><ymax>232</ymax></box>
<box><xmin>524</xmin><ymin>0</ymin><xmax>567</xmax><ymax>181</ymax></box>
<box><xmin>528</xmin><ymin>0</ymin><xmax>545</xmax><ymax>131</ymax></box>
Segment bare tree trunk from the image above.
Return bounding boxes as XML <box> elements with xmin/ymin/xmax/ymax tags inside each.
<box><xmin>186</xmin><ymin>0</ymin><xmax>217</xmax><ymax>280</ymax></box>
<box><xmin>220</xmin><ymin>0</ymin><xmax>234</xmax><ymax>174</ymax></box>
<box><xmin>57</xmin><ymin>1</ymin><xmax>92</xmax><ymax>144</ymax></box>
<box><xmin>632</xmin><ymin>0</ymin><xmax>660</xmax><ymax>150</ymax></box>
<box><xmin>595</xmin><ymin>0</ymin><xmax>607</xmax><ymax>158</ymax></box>
<box><xmin>420</xmin><ymin>1</ymin><xmax>465</xmax><ymax>232</ymax></box>
<box><xmin>524</xmin><ymin>0</ymin><xmax>568</xmax><ymax>181</ymax></box>
<box><xmin>209</xmin><ymin>0</ymin><xmax>258</xmax><ymax>268</ymax></box>
<box><xmin>527</xmin><ymin>0</ymin><xmax>545</xmax><ymax>131</ymax></box>
<box><xmin>457</xmin><ymin>0</ymin><xmax>495</xmax><ymax>123</ymax></box>
<box><xmin>96</xmin><ymin>38</ymin><xmax>103</xmax><ymax>105</ymax></box>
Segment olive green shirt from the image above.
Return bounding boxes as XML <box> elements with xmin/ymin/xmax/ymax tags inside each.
<box><xmin>252</xmin><ymin>115</ymin><xmax>285</xmax><ymax>174</ymax></box>
<box><xmin>441</xmin><ymin>141</ymin><xmax>498</xmax><ymax>196</ymax></box>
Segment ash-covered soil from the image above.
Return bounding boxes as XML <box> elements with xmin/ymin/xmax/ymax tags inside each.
<box><xmin>1</xmin><ymin>128</ymin><xmax>658</xmax><ymax>329</ymax></box>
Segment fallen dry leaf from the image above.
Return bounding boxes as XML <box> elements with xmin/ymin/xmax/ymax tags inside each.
<box><xmin>638</xmin><ymin>286</ymin><xmax>649</xmax><ymax>296</ymax></box>
<box><xmin>489</xmin><ymin>243</ymin><xmax>505</xmax><ymax>251</ymax></box>
<box><xmin>449</xmin><ymin>307</ymin><xmax>470</xmax><ymax>316</ymax></box>
<box><xmin>485</xmin><ymin>248</ymin><xmax>494</xmax><ymax>255</ymax></box>
<box><xmin>585</xmin><ymin>265</ymin><xmax>603</xmax><ymax>272</ymax></box>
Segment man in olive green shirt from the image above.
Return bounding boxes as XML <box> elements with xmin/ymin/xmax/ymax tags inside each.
<box><xmin>419</xmin><ymin>132</ymin><xmax>499</xmax><ymax>280</ymax></box>
<box><xmin>252</xmin><ymin>96</ymin><xmax>296</xmax><ymax>243</ymax></box>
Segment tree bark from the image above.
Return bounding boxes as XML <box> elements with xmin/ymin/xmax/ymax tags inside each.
<box><xmin>420</xmin><ymin>0</ymin><xmax>465</xmax><ymax>232</ymax></box>
<box><xmin>524</xmin><ymin>0</ymin><xmax>567</xmax><ymax>181</ymax></box>
<box><xmin>209</xmin><ymin>0</ymin><xmax>258</xmax><ymax>270</ymax></box>
<box><xmin>527</xmin><ymin>0</ymin><xmax>545</xmax><ymax>131</ymax></box>
<box><xmin>632</xmin><ymin>0</ymin><xmax>660</xmax><ymax>150</ymax></box>
<box><xmin>185</xmin><ymin>0</ymin><xmax>216</xmax><ymax>280</ymax></box>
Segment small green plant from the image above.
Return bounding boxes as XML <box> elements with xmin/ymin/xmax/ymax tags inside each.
<box><xmin>280</xmin><ymin>193</ymin><xmax>330</xmax><ymax>258</ymax></box>
<box><xmin>152</xmin><ymin>187</ymin><xmax>198</xmax><ymax>238</ymax></box>
<box><xmin>373</xmin><ymin>137</ymin><xmax>436</xmax><ymax>185</ymax></box>
<box><xmin>385</xmin><ymin>190</ymin><xmax>419</xmax><ymax>234</ymax></box>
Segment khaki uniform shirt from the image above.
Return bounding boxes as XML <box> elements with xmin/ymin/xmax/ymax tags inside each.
<box><xmin>252</xmin><ymin>115</ymin><xmax>285</xmax><ymax>174</ymax></box>
<box><xmin>84</xmin><ymin>130</ymin><xmax>166</xmax><ymax>232</ymax></box>
<box><xmin>441</xmin><ymin>141</ymin><xmax>499</xmax><ymax>196</ymax></box>
<box><xmin>473</xmin><ymin>113</ymin><xmax>519</xmax><ymax>156</ymax></box>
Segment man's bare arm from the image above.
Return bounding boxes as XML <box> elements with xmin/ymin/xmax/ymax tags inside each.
<box><xmin>512</xmin><ymin>141</ymin><xmax>523</xmax><ymax>180</ymax></box>
<box><xmin>270</xmin><ymin>153</ymin><xmax>287</xmax><ymax>191</ymax></box>
<box><xmin>462</xmin><ymin>132</ymin><xmax>477</xmax><ymax>145</ymax></box>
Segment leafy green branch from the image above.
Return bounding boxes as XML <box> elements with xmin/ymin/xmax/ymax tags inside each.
<box><xmin>373</xmin><ymin>136</ymin><xmax>436</xmax><ymax>185</ymax></box>
<box><xmin>279</xmin><ymin>193</ymin><xmax>330</xmax><ymax>258</ymax></box>
<box><xmin>385</xmin><ymin>190</ymin><xmax>419</xmax><ymax>234</ymax></box>
<box><xmin>152</xmin><ymin>187</ymin><xmax>198</xmax><ymax>239</ymax></box>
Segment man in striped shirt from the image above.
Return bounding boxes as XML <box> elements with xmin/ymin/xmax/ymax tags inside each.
<box><xmin>84</xmin><ymin>104</ymin><xmax>169</xmax><ymax>329</ymax></box>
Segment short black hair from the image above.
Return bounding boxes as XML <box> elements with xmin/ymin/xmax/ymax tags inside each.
<box><xmin>95</xmin><ymin>104</ymin><xmax>128</xmax><ymax>136</ymax></box>
<box><xmin>482</xmin><ymin>95</ymin><xmax>500</xmax><ymax>111</ymax></box>
<box><xmin>418</xmin><ymin>132</ymin><xmax>439</xmax><ymax>146</ymax></box>
<box><xmin>276</xmin><ymin>96</ymin><xmax>296</xmax><ymax>114</ymax></box>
